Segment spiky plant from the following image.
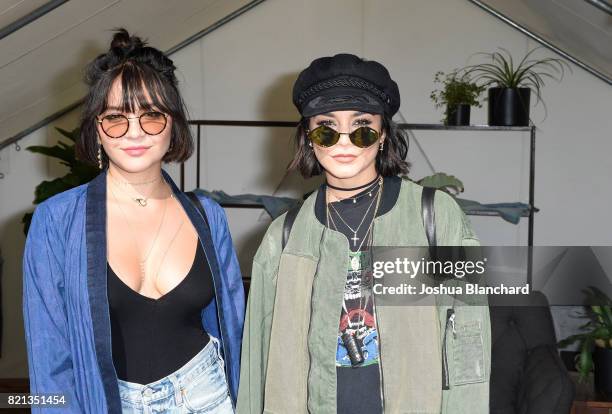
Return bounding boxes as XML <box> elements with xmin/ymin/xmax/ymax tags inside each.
<box><xmin>462</xmin><ymin>47</ymin><xmax>570</xmax><ymax>110</ymax></box>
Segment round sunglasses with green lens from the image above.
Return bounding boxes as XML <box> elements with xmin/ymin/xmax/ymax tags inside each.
<box><xmin>307</xmin><ymin>125</ymin><xmax>380</xmax><ymax>148</ymax></box>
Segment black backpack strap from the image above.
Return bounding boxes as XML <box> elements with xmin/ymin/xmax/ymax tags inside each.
<box><xmin>186</xmin><ymin>191</ymin><xmax>210</xmax><ymax>231</ymax></box>
<box><xmin>282</xmin><ymin>203</ymin><xmax>301</xmax><ymax>250</ymax></box>
<box><xmin>421</xmin><ymin>186</ymin><xmax>437</xmax><ymax>257</ymax></box>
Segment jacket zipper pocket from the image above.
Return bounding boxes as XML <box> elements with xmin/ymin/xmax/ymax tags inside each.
<box><xmin>442</xmin><ymin>308</ymin><xmax>456</xmax><ymax>390</ymax></box>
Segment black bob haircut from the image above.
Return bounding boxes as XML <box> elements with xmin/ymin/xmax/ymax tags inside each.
<box><xmin>77</xmin><ymin>28</ymin><xmax>192</xmax><ymax>167</ymax></box>
<box><xmin>289</xmin><ymin>115</ymin><xmax>410</xmax><ymax>178</ymax></box>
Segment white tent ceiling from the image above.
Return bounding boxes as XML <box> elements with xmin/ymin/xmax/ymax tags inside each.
<box><xmin>473</xmin><ymin>0</ymin><xmax>612</xmax><ymax>83</ymax></box>
<box><xmin>1</xmin><ymin>0</ymin><xmax>609</xmax><ymax>150</ymax></box>
<box><xmin>0</xmin><ymin>0</ymin><xmax>259</xmax><ymax>148</ymax></box>
<box><xmin>0</xmin><ymin>0</ymin><xmax>51</xmax><ymax>29</ymax></box>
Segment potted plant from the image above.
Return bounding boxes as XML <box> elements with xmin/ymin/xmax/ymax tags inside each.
<box><xmin>430</xmin><ymin>71</ymin><xmax>485</xmax><ymax>126</ymax></box>
<box><xmin>462</xmin><ymin>47</ymin><xmax>570</xmax><ymax>126</ymax></box>
<box><xmin>558</xmin><ymin>286</ymin><xmax>612</xmax><ymax>400</ymax></box>
<box><xmin>22</xmin><ymin>127</ymin><xmax>99</xmax><ymax>234</ymax></box>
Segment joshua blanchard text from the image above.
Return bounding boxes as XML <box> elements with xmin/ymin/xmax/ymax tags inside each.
<box><xmin>373</xmin><ymin>283</ymin><xmax>530</xmax><ymax>296</ymax></box>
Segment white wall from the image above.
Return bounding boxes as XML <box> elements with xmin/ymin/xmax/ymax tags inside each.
<box><xmin>0</xmin><ymin>110</ymin><xmax>81</xmax><ymax>377</ymax></box>
<box><xmin>1</xmin><ymin>0</ymin><xmax>610</xmax><ymax>377</ymax></box>
<box><xmin>169</xmin><ymin>0</ymin><xmax>612</xmax><ymax>248</ymax></box>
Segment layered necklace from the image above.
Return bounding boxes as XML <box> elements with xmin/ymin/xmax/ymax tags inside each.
<box><xmin>327</xmin><ymin>174</ymin><xmax>381</xmax><ymax>204</ymax></box>
<box><xmin>109</xmin><ymin>178</ymin><xmax>184</xmax><ymax>286</ymax></box>
<box><xmin>108</xmin><ymin>171</ymin><xmax>162</xmax><ymax>207</ymax></box>
<box><xmin>327</xmin><ymin>177</ymin><xmax>383</xmax><ymax>367</ymax></box>
<box><xmin>327</xmin><ymin>176</ymin><xmax>384</xmax><ymax>251</ymax></box>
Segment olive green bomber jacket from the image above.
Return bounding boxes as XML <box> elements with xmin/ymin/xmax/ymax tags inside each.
<box><xmin>237</xmin><ymin>178</ymin><xmax>491</xmax><ymax>414</ymax></box>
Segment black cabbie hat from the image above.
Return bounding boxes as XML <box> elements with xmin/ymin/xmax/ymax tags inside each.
<box><xmin>293</xmin><ymin>53</ymin><xmax>400</xmax><ymax>117</ymax></box>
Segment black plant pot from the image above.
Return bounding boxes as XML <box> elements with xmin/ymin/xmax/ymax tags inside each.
<box><xmin>446</xmin><ymin>104</ymin><xmax>470</xmax><ymax>126</ymax></box>
<box><xmin>594</xmin><ymin>347</ymin><xmax>612</xmax><ymax>401</ymax></box>
<box><xmin>488</xmin><ymin>87</ymin><xmax>531</xmax><ymax>126</ymax></box>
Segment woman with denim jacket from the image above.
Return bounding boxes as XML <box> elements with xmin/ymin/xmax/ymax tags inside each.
<box><xmin>237</xmin><ymin>54</ymin><xmax>491</xmax><ymax>414</ymax></box>
<box><xmin>23</xmin><ymin>29</ymin><xmax>244</xmax><ymax>413</ymax></box>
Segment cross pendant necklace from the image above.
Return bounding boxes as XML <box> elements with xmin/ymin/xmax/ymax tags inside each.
<box><xmin>351</xmin><ymin>233</ymin><xmax>359</xmax><ymax>247</ymax></box>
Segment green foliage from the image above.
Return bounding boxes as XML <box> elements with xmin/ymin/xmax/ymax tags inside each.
<box><xmin>430</xmin><ymin>71</ymin><xmax>485</xmax><ymax>110</ymax></box>
<box><xmin>462</xmin><ymin>47</ymin><xmax>571</xmax><ymax>108</ymax></box>
<box><xmin>558</xmin><ymin>286</ymin><xmax>612</xmax><ymax>382</ymax></box>
<box><xmin>22</xmin><ymin>127</ymin><xmax>99</xmax><ymax>235</ymax></box>
<box><xmin>416</xmin><ymin>172</ymin><xmax>464</xmax><ymax>195</ymax></box>
<box><xmin>430</xmin><ymin>71</ymin><xmax>485</xmax><ymax>125</ymax></box>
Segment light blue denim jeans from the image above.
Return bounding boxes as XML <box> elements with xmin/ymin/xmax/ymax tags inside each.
<box><xmin>117</xmin><ymin>336</ymin><xmax>234</xmax><ymax>413</ymax></box>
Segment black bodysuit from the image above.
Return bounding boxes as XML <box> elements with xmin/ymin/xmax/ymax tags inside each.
<box><xmin>107</xmin><ymin>241</ymin><xmax>214</xmax><ymax>384</ymax></box>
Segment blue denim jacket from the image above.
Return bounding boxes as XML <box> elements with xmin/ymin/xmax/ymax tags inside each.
<box><xmin>23</xmin><ymin>170</ymin><xmax>245</xmax><ymax>413</ymax></box>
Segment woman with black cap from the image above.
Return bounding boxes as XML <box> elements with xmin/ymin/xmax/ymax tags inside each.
<box><xmin>237</xmin><ymin>54</ymin><xmax>490</xmax><ymax>414</ymax></box>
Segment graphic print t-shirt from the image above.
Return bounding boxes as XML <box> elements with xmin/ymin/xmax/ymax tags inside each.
<box><xmin>337</xmin><ymin>250</ymin><xmax>378</xmax><ymax>368</ymax></box>
<box><xmin>328</xmin><ymin>185</ymin><xmax>383</xmax><ymax>414</ymax></box>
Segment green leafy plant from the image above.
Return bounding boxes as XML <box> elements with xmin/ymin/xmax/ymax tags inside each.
<box><xmin>558</xmin><ymin>286</ymin><xmax>612</xmax><ymax>382</ymax></box>
<box><xmin>430</xmin><ymin>71</ymin><xmax>485</xmax><ymax>123</ymax></box>
<box><xmin>416</xmin><ymin>172</ymin><xmax>464</xmax><ymax>195</ymax></box>
<box><xmin>461</xmin><ymin>47</ymin><xmax>571</xmax><ymax>108</ymax></box>
<box><xmin>22</xmin><ymin>127</ymin><xmax>99</xmax><ymax>234</ymax></box>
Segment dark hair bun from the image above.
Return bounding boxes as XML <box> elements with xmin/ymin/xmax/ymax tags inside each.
<box><xmin>84</xmin><ymin>28</ymin><xmax>176</xmax><ymax>86</ymax></box>
<box><xmin>109</xmin><ymin>28</ymin><xmax>145</xmax><ymax>55</ymax></box>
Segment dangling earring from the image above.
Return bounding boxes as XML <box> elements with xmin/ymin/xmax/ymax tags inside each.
<box><xmin>308</xmin><ymin>141</ymin><xmax>313</xmax><ymax>148</ymax></box>
<box><xmin>379</xmin><ymin>140</ymin><xmax>384</xmax><ymax>152</ymax></box>
<box><xmin>97</xmin><ymin>143</ymin><xmax>103</xmax><ymax>169</ymax></box>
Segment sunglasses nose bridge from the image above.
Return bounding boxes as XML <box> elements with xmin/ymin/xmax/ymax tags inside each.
<box><xmin>337</xmin><ymin>131</ymin><xmax>353</xmax><ymax>145</ymax></box>
<box><xmin>122</xmin><ymin>116</ymin><xmax>146</xmax><ymax>139</ymax></box>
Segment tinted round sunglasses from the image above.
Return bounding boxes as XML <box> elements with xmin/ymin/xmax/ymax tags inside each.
<box><xmin>97</xmin><ymin>111</ymin><xmax>168</xmax><ymax>139</ymax></box>
<box><xmin>307</xmin><ymin>125</ymin><xmax>381</xmax><ymax>148</ymax></box>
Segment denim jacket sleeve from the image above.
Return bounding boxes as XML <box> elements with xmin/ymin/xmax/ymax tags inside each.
<box><xmin>209</xmin><ymin>198</ymin><xmax>245</xmax><ymax>324</ymax></box>
<box><xmin>22</xmin><ymin>204</ymin><xmax>83</xmax><ymax>413</ymax></box>
<box><xmin>202</xmin><ymin>197</ymin><xmax>246</xmax><ymax>400</ymax></box>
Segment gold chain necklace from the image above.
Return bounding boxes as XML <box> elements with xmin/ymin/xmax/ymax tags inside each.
<box><xmin>108</xmin><ymin>172</ymin><xmax>162</xmax><ymax>207</ymax></box>
<box><xmin>153</xmin><ymin>218</ymin><xmax>185</xmax><ymax>284</ymax></box>
<box><xmin>109</xmin><ymin>170</ymin><xmax>162</xmax><ymax>186</ymax></box>
<box><xmin>109</xmin><ymin>181</ymin><xmax>170</xmax><ymax>284</ymax></box>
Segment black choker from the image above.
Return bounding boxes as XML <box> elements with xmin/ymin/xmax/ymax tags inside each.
<box><xmin>326</xmin><ymin>175</ymin><xmax>380</xmax><ymax>192</ymax></box>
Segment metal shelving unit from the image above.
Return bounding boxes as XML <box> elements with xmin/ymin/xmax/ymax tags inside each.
<box><xmin>184</xmin><ymin>120</ymin><xmax>537</xmax><ymax>278</ymax></box>
<box><xmin>399</xmin><ymin>123</ymin><xmax>537</xmax><ymax>248</ymax></box>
